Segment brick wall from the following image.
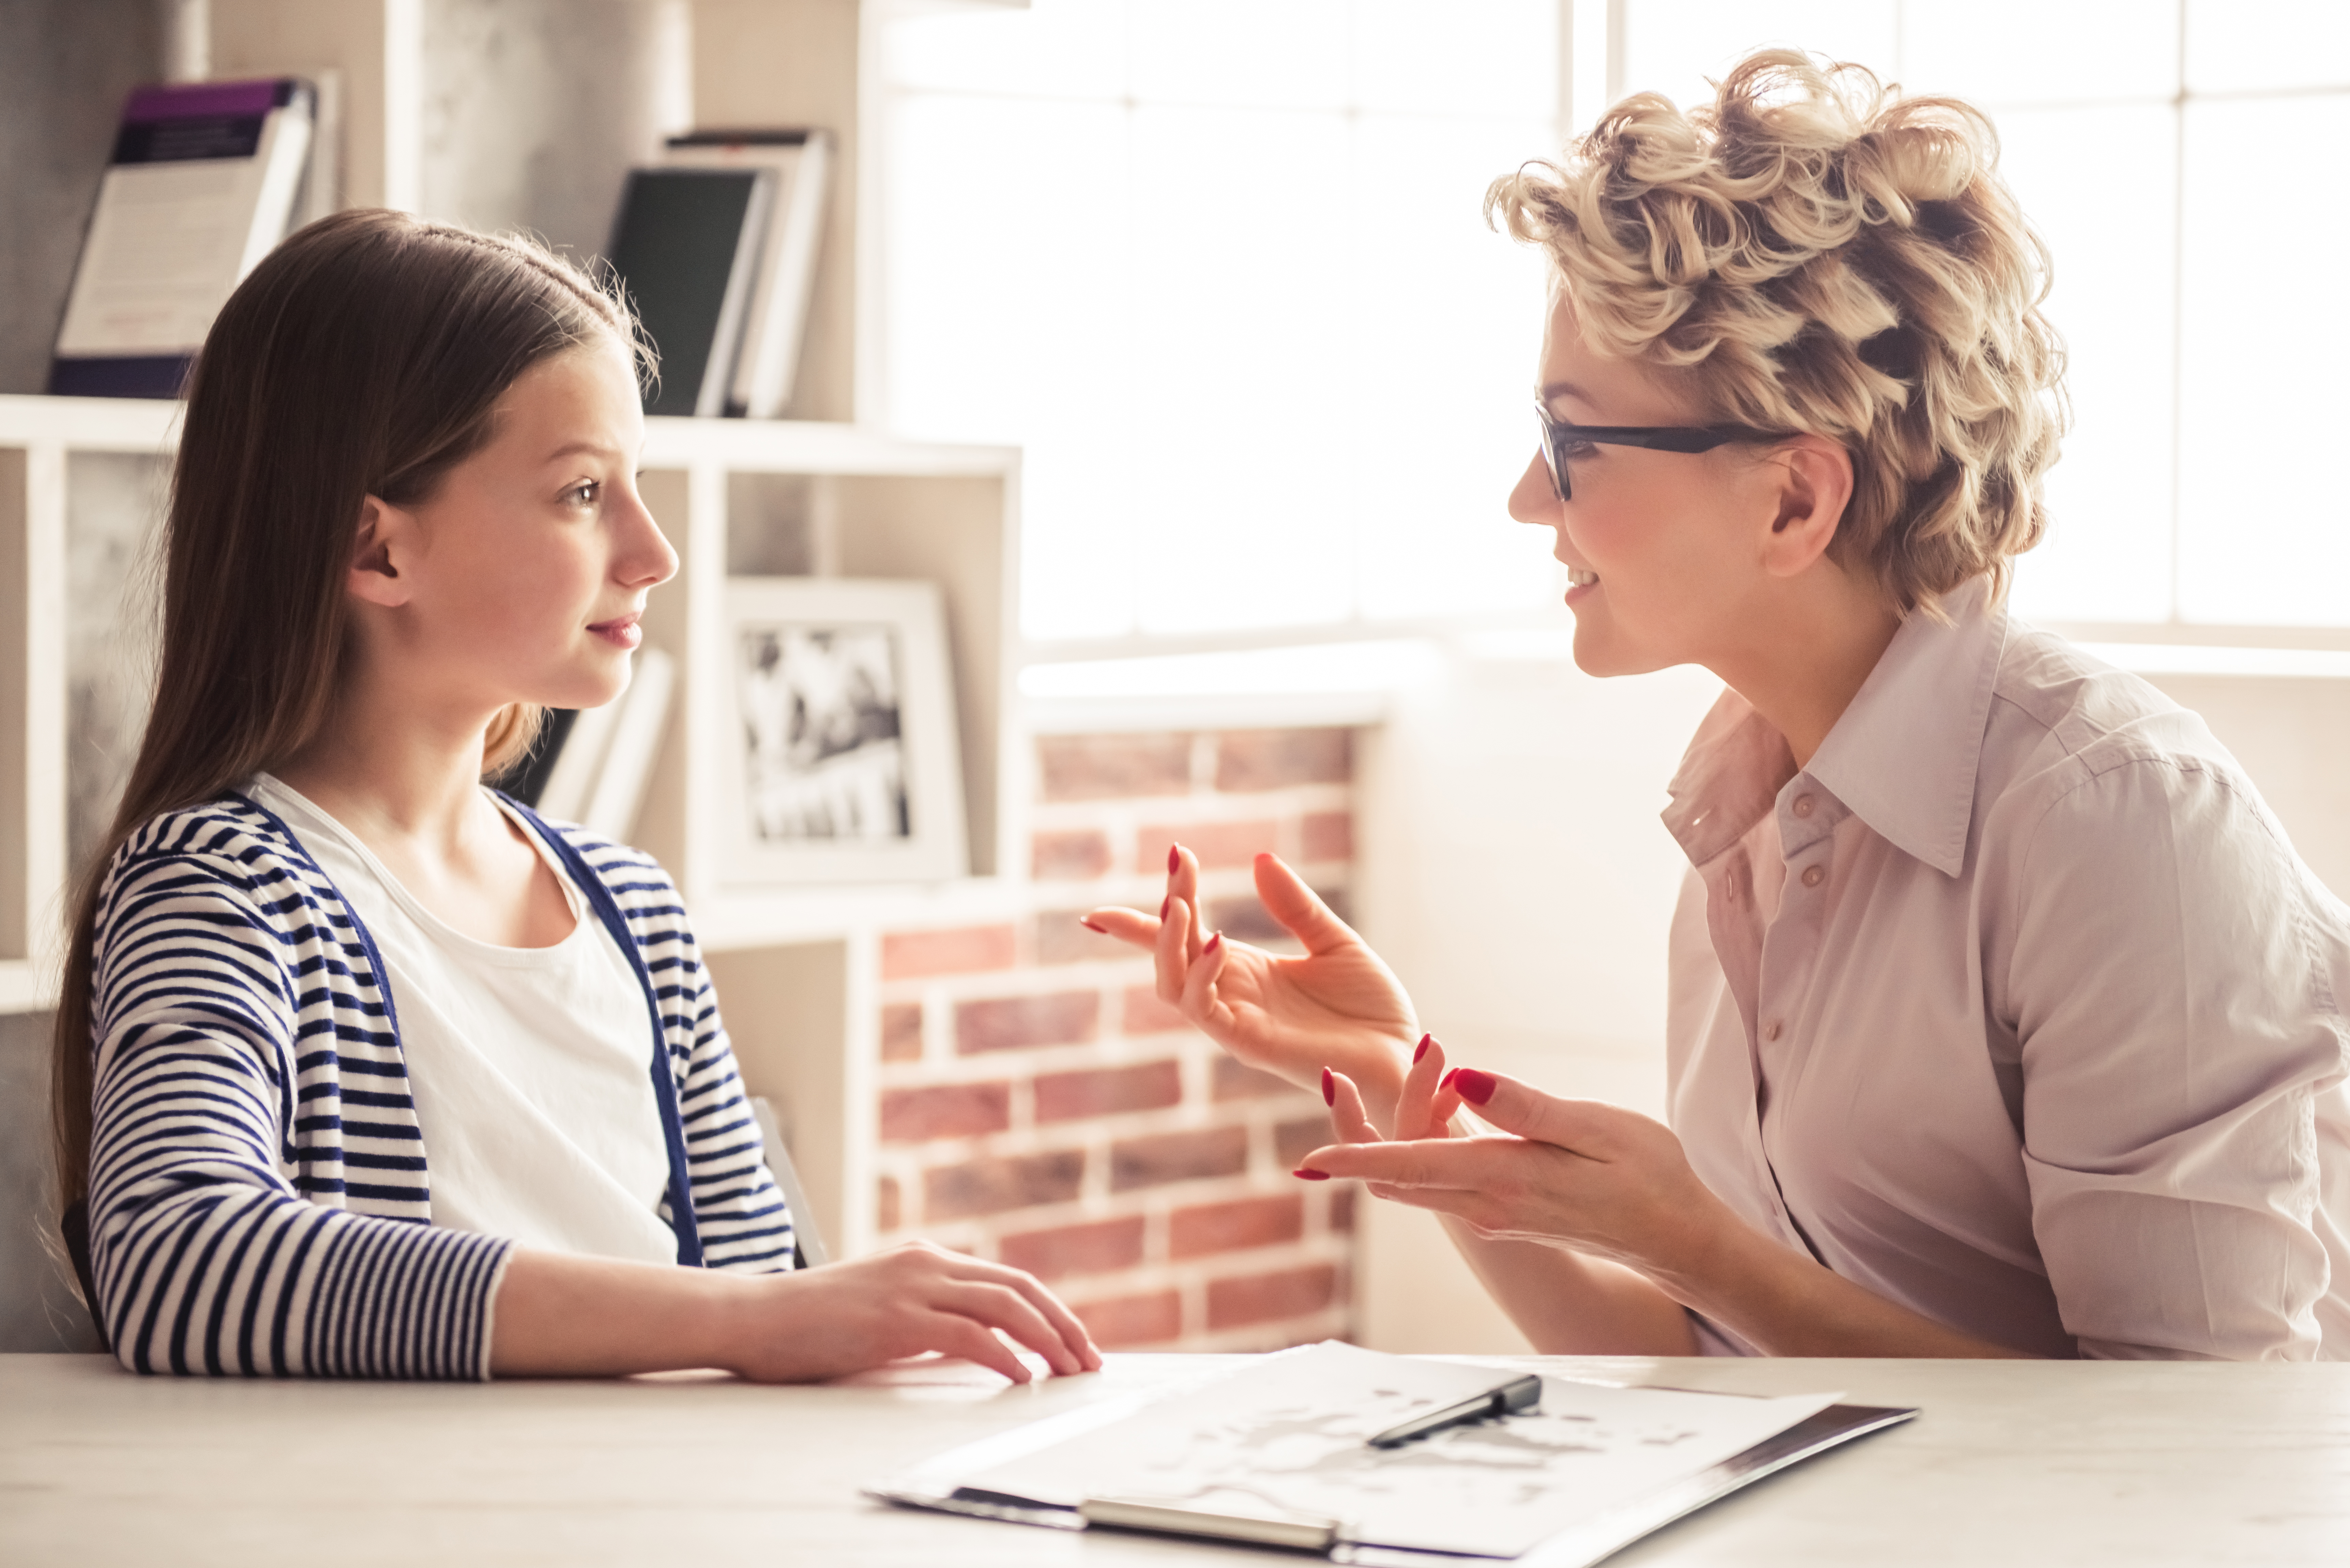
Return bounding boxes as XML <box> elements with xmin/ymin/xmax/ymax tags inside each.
<box><xmin>873</xmin><ymin>727</ymin><xmax>1358</xmax><ymax>1350</ymax></box>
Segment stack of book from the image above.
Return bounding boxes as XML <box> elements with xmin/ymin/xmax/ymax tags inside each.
<box><xmin>50</xmin><ymin>77</ymin><xmax>317</xmax><ymax>399</ymax></box>
<box><xmin>604</xmin><ymin>130</ymin><xmax>833</xmax><ymax>419</ymax></box>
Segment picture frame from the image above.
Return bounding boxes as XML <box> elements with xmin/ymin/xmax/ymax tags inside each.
<box><xmin>721</xmin><ymin>576</ymin><xmax>968</xmax><ymax>886</ymax></box>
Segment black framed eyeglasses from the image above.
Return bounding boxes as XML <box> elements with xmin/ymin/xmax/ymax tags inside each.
<box><xmin>1535</xmin><ymin>408</ymin><xmax>1788</xmax><ymax>501</ymax></box>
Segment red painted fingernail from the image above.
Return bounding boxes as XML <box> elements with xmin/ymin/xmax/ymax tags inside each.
<box><xmin>1453</xmin><ymin>1068</ymin><xmax>1496</xmax><ymax>1106</ymax></box>
<box><xmin>1293</xmin><ymin>1168</ymin><xmax>1331</xmax><ymax>1181</ymax></box>
<box><xmin>1160</xmin><ymin>896</ymin><xmax>1170</xmax><ymax>918</ymax></box>
<box><xmin>1321</xmin><ymin>1067</ymin><xmax>1335</xmax><ymax>1106</ymax></box>
<box><xmin>1439</xmin><ymin>1067</ymin><xmax>1458</xmax><ymax>1093</ymax></box>
<box><xmin>1413</xmin><ymin>1033</ymin><xmax>1431</xmax><ymax>1064</ymax></box>
<box><xmin>1168</xmin><ymin>844</ymin><xmax>1180</xmax><ymax>874</ymax></box>
<box><xmin>1203</xmin><ymin>932</ymin><xmax>1223</xmax><ymax>955</ymax></box>
<box><xmin>1079</xmin><ymin>917</ymin><xmax>1105</xmax><ymax>933</ymax></box>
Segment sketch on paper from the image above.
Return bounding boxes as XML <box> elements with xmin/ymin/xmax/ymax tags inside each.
<box><xmin>737</xmin><ymin>622</ymin><xmax>910</xmax><ymax>843</ymax></box>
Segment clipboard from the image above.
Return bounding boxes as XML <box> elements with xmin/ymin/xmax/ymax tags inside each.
<box><xmin>867</xmin><ymin>1344</ymin><xmax>1916</xmax><ymax>1563</ymax></box>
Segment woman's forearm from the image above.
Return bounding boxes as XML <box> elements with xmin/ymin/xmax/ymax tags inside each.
<box><xmin>489</xmin><ymin>1249</ymin><xmax>769</xmax><ymax>1377</ymax></box>
<box><xmin>1441</xmin><ymin>1217</ymin><xmax>1700</xmax><ymax>1355</ymax></box>
<box><xmin>1659</xmin><ymin>1220</ymin><xmax>2033</xmax><ymax>1358</ymax></box>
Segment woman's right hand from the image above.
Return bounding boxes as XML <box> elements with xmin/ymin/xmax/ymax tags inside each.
<box><xmin>1086</xmin><ymin>847</ymin><xmax>1424</xmax><ymax>1133</ymax></box>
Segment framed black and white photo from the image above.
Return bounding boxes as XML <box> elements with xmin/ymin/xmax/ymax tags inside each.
<box><xmin>722</xmin><ymin>577</ymin><xmax>967</xmax><ymax>885</ymax></box>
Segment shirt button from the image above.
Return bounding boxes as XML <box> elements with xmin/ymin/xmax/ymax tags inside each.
<box><xmin>1763</xmin><ymin>1021</ymin><xmax>1784</xmax><ymax>1042</ymax></box>
<box><xmin>1792</xmin><ymin>795</ymin><xmax>1815</xmax><ymax>818</ymax></box>
<box><xmin>1801</xmin><ymin>865</ymin><xmax>1825</xmax><ymax>888</ymax></box>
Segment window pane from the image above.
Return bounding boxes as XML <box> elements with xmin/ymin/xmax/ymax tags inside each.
<box><xmin>883</xmin><ymin>94</ymin><xmax>1139</xmax><ymax>638</ymax></box>
<box><xmin>883</xmin><ymin>0</ymin><xmax>1129</xmax><ymax>99</ymax></box>
<box><xmin>1902</xmin><ymin>0</ymin><xmax>2179</xmax><ymax>105</ymax></box>
<box><xmin>2176</xmin><ymin>95</ymin><xmax>2350</xmax><ymax>624</ymax></box>
<box><xmin>1128</xmin><ymin>0</ymin><xmax>1350</xmax><ymax>110</ymax></box>
<box><xmin>2187</xmin><ymin>0</ymin><xmax>2350</xmax><ymax>92</ymax></box>
<box><xmin>1999</xmin><ymin>104</ymin><xmax>2177</xmax><ymax>624</ymax></box>
<box><xmin>1618</xmin><ymin>0</ymin><xmax>1897</xmax><ymax>112</ymax></box>
<box><xmin>1347</xmin><ymin>112</ymin><xmax>1562</xmax><ymax>620</ymax></box>
<box><xmin>1355</xmin><ymin>0</ymin><xmax>1558</xmax><ymax>117</ymax></box>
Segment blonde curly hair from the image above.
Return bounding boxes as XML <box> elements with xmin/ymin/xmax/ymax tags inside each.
<box><xmin>1488</xmin><ymin>49</ymin><xmax>2065</xmax><ymax>615</ymax></box>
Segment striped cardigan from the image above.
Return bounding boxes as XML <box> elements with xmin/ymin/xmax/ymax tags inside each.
<box><xmin>86</xmin><ymin>792</ymin><xmax>794</xmax><ymax>1379</ymax></box>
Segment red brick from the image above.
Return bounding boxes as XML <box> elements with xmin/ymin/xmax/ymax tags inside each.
<box><xmin>1207</xmin><ymin>1263</ymin><xmax>1338</xmax><ymax>1330</ymax></box>
<box><xmin>880</xmin><ymin>1081</ymin><xmax>1011</xmax><ymax>1143</ymax></box>
<box><xmin>1138</xmin><ymin>819</ymin><xmax>1280</xmax><ymax>872</ymax></box>
<box><xmin>1121</xmin><ymin>986</ymin><xmax>1189</xmax><ymax>1037</ymax></box>
<box><xmin>923</xmin><ymin>1150</ymin><xmax>1087</xmax><ymax>1219</ymax></box>
<box><xmin>1275</xmin><ymin>1115</ymin><xmax>1336</xmax><ymax>1169</ymax></box>
<box><xmin>998</xmin><ymin>1216</ymin><xmax>1146</xmax><ymax>1280</ymax></box>
<box><xmin>882</xmin><ymin>924</ymin><xmax>1017</xmax><ymax>981</ymax></box>
<box><xmin>1032</xmin><ymin>828</ymin><xmax>1112</xmax><ymax>880</ymax></box>
<box><xmin>1215</xmin><ymin>729</ymin><xmax>1352</xmax><ymax>792</ymax></box>
<box><xmin>877</xmin><ymin>1174</ymin><xmax>901</xmax><ymax>1232</ymax></box>
<box><xmin>1212</xmin><ymin>1055</ymin><xmax>1309</xmax><ymax>1102</ymax></box>
<box><xmin>1111</xmin><ymin>1126</ymin><xmax>1248</xmax><ymax>1190</ymax></box>
<box><xmin>1034</xmin><ymin>1060</ymin><xmax>1182</xmax><ymax>1122</ymax></box>
<box><xmin>956</xmin><ymin>991</ymin><xmax>1100</xmax><ymax>1054</ymax></box>
<box><xmin>1170</xmin><ymin>1194</ymin><xmax>1305</xmax><ymax>1258</ymax></box>
<box><xmin>1033</xmin><ymin>911</ymin><xmax>1126</xmax><ymax>965</ymax></box>
<box><xmin>1038</xmin><ymin>733</ymin><xmax>1192</xmax><ymax>802</ymax></box>
<box><xmin>880</xmin><ymin>1002</ymin><xmax>924</xmax><ymax>1062</ymax></box>
<box><xmin>1302</xmin><ymin>810</ymin><xmax>1354</xmax><ymax>862</ymax></box>
<box><xmin>1328</xmin><ymin>1185</ymin><xmax>1357</xmax><ymax>1233</ymax></box>
<box><xmin>1070</xmin><ymin>1289</ymin><xmax>1183</xmax><ymax>1348</ymax></box>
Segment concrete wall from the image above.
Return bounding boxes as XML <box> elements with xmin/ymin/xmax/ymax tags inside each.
<box><xmin>0</xmin><ymin>0</ymin><xmax>160</xmax><ymax>394</ymax></box>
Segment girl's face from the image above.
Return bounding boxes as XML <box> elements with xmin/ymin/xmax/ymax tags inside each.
<box><xmin>1505</xmin><ymin>291</ymin><xmax>1794</xmax><ymax>679</ymax></box>
<box><xmin>359</xmin><ymin>338</ymin><xmax>676</xmax><ymax>718</ymax></box>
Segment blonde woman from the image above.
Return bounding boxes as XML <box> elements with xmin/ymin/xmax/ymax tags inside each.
<box><xmin>1093</xmin><ymin>52</ymin><xmax>2350</xmax><ymax>1360</ymax></box>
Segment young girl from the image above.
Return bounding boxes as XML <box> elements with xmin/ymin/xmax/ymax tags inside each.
<box><xmin>54</xmin><ymin>209</ymin><xmax>1100</xmax><ymax>1383</ymax></box>
<box><xmin>1095</xmin><ymin>52</ymin><xmax>2350</xmax><ymax>1361</ymax></box>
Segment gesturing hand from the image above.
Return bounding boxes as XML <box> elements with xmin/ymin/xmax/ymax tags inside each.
<box><xmin>1293</xmin><ymin>1067</ymin><xmax>1730</xmax><ymax>1285</ymax></box>
<box><xmin>1085</xmin><ymin>847</ymin><xmax>1422</xmax><ymax>1132</ymax></box>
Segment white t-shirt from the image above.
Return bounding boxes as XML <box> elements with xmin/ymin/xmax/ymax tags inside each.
<box><xmin>248</xmin><ymin>775</ymin><xmax>679</xmax><ymax>1266</ymax></box>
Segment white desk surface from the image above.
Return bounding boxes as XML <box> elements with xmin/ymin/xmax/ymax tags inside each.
<box><xmin>4</xmin><ymin>1351</ymin><xmax>2348</xmax><ymax>1566</ymax></box>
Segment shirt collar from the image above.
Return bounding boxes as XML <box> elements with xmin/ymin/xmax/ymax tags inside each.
<box><xmin>1661</xmin><ymin>576</ymin><xmax>2007</xmax><ymax>878</ymax></box>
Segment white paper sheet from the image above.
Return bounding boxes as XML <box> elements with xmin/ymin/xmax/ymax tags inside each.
<box><xmin>961</xmin><ymin>1342</ymin><xmax>1839</xmax><ymax>1558</ymax></box>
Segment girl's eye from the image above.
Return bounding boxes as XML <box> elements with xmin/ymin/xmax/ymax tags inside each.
<box><xmin>564</xmin><ymin>480</ymin><xmax>601</xmax><ymax>507</ymax></box>
<box><xmin>1558</xmin><ymin>440</ymin><xmax>1599</xmax><ymax>461</ymax></box>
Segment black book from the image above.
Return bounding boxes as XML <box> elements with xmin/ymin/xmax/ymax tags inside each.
<box><xmin>604</xmin><ymin>166</ymin><xmax>775</xmax><ymax>418</ymax></box>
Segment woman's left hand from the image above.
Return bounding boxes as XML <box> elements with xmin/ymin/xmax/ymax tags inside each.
<box><xmin>1304</xmin><ymin>1066</ymin><xmax>1730</xmax><ymax>1287</ymax></box>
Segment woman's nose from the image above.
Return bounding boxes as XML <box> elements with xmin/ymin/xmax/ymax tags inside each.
<box><xmin>1507</xmin><ymin>448</ymin><xmax>1560</xmax><ymax>526</ymax></box>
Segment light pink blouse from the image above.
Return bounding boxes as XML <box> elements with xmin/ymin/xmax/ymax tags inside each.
<box><xmin>1664</xmin><ymin>578</ymin><xmax>2350</xmax><ymax>1359</ymax></box>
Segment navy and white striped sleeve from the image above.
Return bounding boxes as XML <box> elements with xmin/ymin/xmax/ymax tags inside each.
<box><xmin>87</xmin><ymin>837</ymin><xmax>512</xmax><ymax>1378</ymax></box>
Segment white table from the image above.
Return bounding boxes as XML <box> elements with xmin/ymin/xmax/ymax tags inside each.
<box><xmin>4</xmin><ymin>1352</ymin><xmax>2348</xmax><ymax>1565</ymax></box>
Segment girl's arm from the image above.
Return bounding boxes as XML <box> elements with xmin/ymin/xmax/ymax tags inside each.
<box><xmin>490</xmin><ymin>1241</ymin><xmax>1097</xmax><ymax>1382</ymax></box>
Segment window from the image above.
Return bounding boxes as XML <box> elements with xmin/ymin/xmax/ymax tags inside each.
<box><xmin>880</xmin><ymin>0</ymin><xmax>1562</xmax><ymax>642</ymax></box>
<box><xmin>883</xmin><ymin>2</ymin><xmax>2350</xmax><ymax>642</ymax></box>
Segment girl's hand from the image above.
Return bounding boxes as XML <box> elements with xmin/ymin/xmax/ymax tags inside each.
<box><xmin>1319</xmin><ymin>1033</ymin><xmax>1465</xmax><ymax>1149</ymax></box>
<box><xmin>1086</xmin><ymin>848</ymin><xmax>1423</xmax><ymax>1132</ymax></box>
<box><xmin>728</xmin><ymin>1241</ymin><xmax>1102</xmax><ymax>1385</ymax></box>
<box><xmin>1291</xmin><ymin>1068</ymin><xmax>1731</xmax><ymax>1287</ymax></box>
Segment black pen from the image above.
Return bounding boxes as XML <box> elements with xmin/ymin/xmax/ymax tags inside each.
<box><xmin>1366</xmin><ymin>1373</ymin><xmax>1544</xmax><ymax>1449</ymax></box>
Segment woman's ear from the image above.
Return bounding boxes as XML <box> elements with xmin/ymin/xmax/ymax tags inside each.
<box><xmin>1758</xmin><ymin>436</ymin><xmax>1854</xmax><ymax>579</ymax></box>
<box><xmin>347</xmin><ymin>496</ymin><xmax>414</xmax><ymax>608</ymax></box>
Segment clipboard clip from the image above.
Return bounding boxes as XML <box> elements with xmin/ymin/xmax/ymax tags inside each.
<box><xmin>1366</xmin><ymin>1371</ymin><xmax>1544</xmax><ymax>1448</ymax></box>
<box><xmin>1080</xmin><ymin>1490</ymin><xmax>1346</xmax><ymax>1552</ymax></box>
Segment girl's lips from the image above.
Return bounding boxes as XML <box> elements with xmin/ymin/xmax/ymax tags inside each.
<box><xmin>590</xmin><ymin>613</ymin><xmax>642</xmax><ymax>649</ymax></box>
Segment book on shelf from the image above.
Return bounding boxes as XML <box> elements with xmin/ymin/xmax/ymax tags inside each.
<box><xmin>604</xmin><ymin>166</ymin><xmax>776</xmax><ymax>418</ymax></box>
<box><xmin>661</xmin><ymin>129</ymin><xmax>833</xmax><ymax>419</ymax></box>
<box><xmin>505</xmin><ymin>647</ymin><xmax>675</xmax><ymax>844</ymax></box>
<box><xmin>50</xmin><ymin>77</ymin><xmax>317</xmax><ymax>400</ymax></box>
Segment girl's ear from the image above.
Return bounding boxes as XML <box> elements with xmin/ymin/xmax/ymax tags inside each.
<box><xmin>1758</xmin><ymin>435</ymin><xmax>1854</xmax><ymax>579</ymax></box>
<box><xmin>347</xmin><ymin>496</ymin><xmax>415</xmax><ymax>608</ymax></box>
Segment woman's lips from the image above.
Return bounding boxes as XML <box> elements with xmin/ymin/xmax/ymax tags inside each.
<box><xmin>1564</xmin><ymin>566</ymin><xmax>1599</xmax><ymax>606</ymax></box>
<box><xmin>590</xmin><ymin>612</ymin><xmax>642</xmax><ymax>649</ymax></box>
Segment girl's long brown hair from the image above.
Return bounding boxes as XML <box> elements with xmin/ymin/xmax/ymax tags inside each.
<box><xmin>52</xmin><ymin>209</ymin><xmax>639</xmax><ymax>1214</ymax></box>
